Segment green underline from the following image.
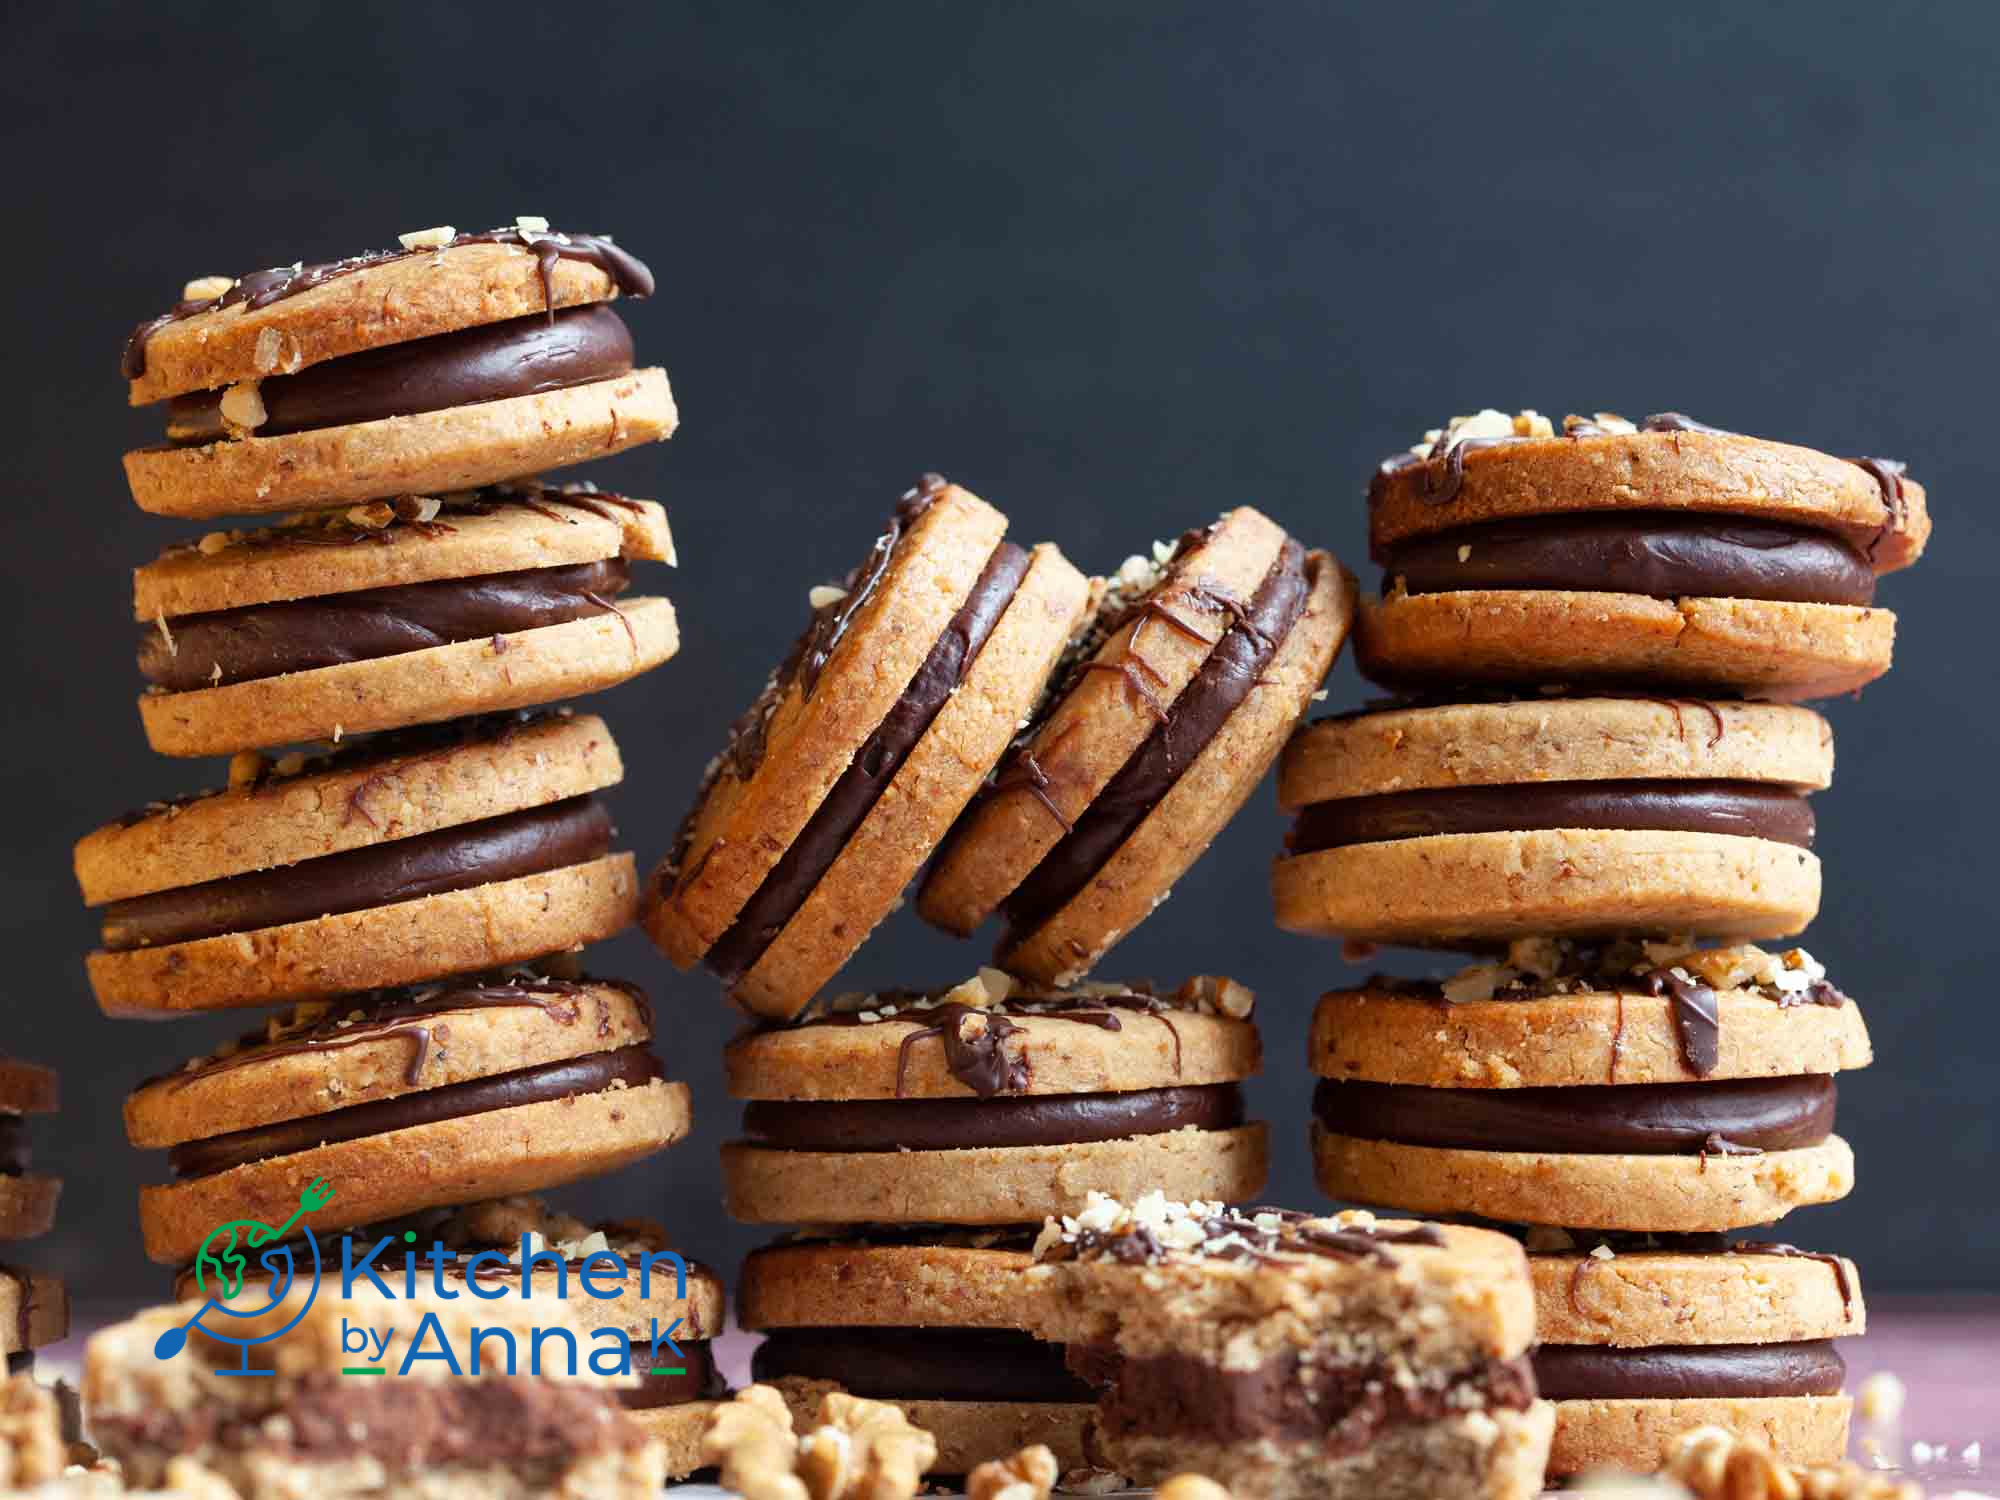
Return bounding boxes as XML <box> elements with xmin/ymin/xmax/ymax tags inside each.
<box><xmin>649</xmin><ymin>1367</ymin><xmax>686</xmax><ymax>1375</ymax></box>
<box><xmin>341</xmin><ymin>1367</ymin><xmax>386</xmax><ymax>1375</ymax></box>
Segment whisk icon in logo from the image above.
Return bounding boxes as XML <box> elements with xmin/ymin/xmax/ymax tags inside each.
<box><xmin>152</xmin><ymin>1178</ymin><xmax>336</xmax><ymax>1375</ymax></box>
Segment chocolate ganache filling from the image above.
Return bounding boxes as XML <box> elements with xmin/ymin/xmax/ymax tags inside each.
<box><xmin>101</xmin><ymin>797</ymin><xmax>613</xmax><ymax>951</ymax></box>
<box><xmin>1381</xmin><ymin>512</ymin><xmax>1875</xmax><ymax>607</ymax></box>
<box><xmin>706</xmin><ymin>540</ymin><xmax>1034</xmax><ymax>984</ymax></box>
<box><xmin>1311</xmin><ymin>1076</ymin><xmax>1835</xmax><ymax>1155</ymax></box>
<box><xmin>139</xmin><ymin>558</ymin><xmax>632</xmax><ymax>692</ymax></box>
<box><xmin>165</xmin><ymin>304</ymin><xmax>635</xmax><ymax>444</ymax></box>
<box><xmin>1096</xmin><ymin>1347</ymin><xmax>1536</xmax><ymax>1448</ymax></box>
<box><xmin>1001</xmin><ymin>541</ymin><xmax>1312</xmax><ymax>937</ymax></box>
<box><xmin>0</xmin><ymin>1117</ymin><xmax>26</xmax><ymax>1176</ymax></box>
<box><xmin>753</xmin><ymin>1326</ymin><xmax>1094</xmax><ymax>1404</ymax></box>
<box><xmin>741</xmin><ymin>1083</ymin><xmax>1243</xmax><ymax>1153</ymax></box>
<box><xmin>169</xmin><ymin>1045</ymin><xmax>662</xmax><ymax>1179</ymax></box>
<box><xmin>1532</xmin><ymin>1341</ymin><xmax>1845</xmax><ymax>1401</ymax></box>
<box><xmin>1286</xmin><ymin>779</ymin><xmax>1813</xmax><ymax>855</ymax></box>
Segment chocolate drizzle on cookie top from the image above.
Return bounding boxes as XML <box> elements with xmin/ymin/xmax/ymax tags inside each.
<box><xmin>122</xmin><ymin>224</ymin><xmax>654</xmax><ymax>380</ymax></box>
<box><xmin>1036</xmin><ymin>1191</ymin><xmax>1445</xmax><ymax>1270</ymax></box>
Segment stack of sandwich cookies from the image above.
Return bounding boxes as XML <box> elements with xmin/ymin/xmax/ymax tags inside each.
<box><xmin>1307</xmin><ymin>938</ymin><xmax>1869</xmax><ymax>1469</ymax></box>
<box><xmin>76</xmin><ymin>712</ymin><xmax>638</xmax><ymax>1015</ymax></box>
<box><xmin>0</xmin><ymin>1059</ymin><xmax>67</xmax><ymax>1401</ymax></box>
<box><xmin>166</xmin><ymin>1195</ymin><xmax>730</xmax><ymax>1476</ymax></box>
<box><xmin>134</xmin><ymin>484</ymin><xmax>677</xmax><ymax>757</ymax></box>
<box><xmin>121</xmin><ymin>222</ymin><xmax>674</xmax><ymax>518</ymax></box>
<box><xmin>1358</xmin><ymin>409</ymin><xmax>1928</xmax><ymax>700</ymax></box>
<box><xmin>1273</xmin><ymin>696</ymin><xmax>1828</xmax><ymax>948</ymax></box>
<box><xmin>645</xmin><ymin>475</ymin><xmax>1092</xmax><ymax>1019</ymax></box>
<box><xmin>739</xmin><ymin>1230</ymin><xmax>1095</xmax><ymax>1473</ymax></box>
<box><xmin>721</xmin><ymin>973</ymin><xmax>1267</xmax><ymax>1226</ymax></box>
<box><xmin>1024</xmin><ymin>1194</ymin><xmax>1553</xmax><ymax>1500</ymax></box>
<box><xmin>919</xmin><ymin>505</ymin><xmax>1355</xmax><ymax>983</ymax></box>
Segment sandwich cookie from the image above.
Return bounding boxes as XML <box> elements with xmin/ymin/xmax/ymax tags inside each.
<box><xmin>1309</xmin><ymin>939</ymin><xmax>1864</xmax><ymax>1231</ymax></box>
<box><xmin>121</xmin><ymin>222</ymin><xmax>675</xmax><ymax>519</ymax></box>
<box><xmin>128</xmin><ymin>971</ymin><xmax>691</xmax><ymax>1265</ymax></box>
<box><xmin>76</xmin><ymin>712</ymin><xmax>638</xmax><ymax>1016</ymax></box>
<box><xmin>86</xmin><ymin>1287</ymin><xmax>673</xmax><ymax>1497</ymax></box>
<box><xmin>169</xmin><ymin>1196</ymin><xmax>729</xmax><ymax>1480</ymax></box>
<box><xmin>1025</xmin><ymin>1195</ymin><xmax>1552</xmax><ymax>1500</ymax></box>
<box><xmin>741</xmin><ymin>1229</ymin><xmax>1094</xmax><ymax>1474</ymax></box>
<box><xmin>0</xmin><ymin>1061</ymin><xmax>57</xmax><ymax>1243</ymax></box>
<box><xmin>0</xmin><ymin>1263</ymin><xmax>68</xmax><ymax>1384</ymax></box>
<box><xmin>134</xmin><ymin>484</ymin><xmax>678</xmax><ymax>757</ymax></box>
<box><xmin>1528</xmin><ymin>1230</ymin><xmax>1862</xmax><ymax>1475</ymax></box>
<box><xmin>920</xmin><ymin>507</ymin><xmax>1355</xmax><ymax>984</ymax></box>
<box><xmin>721</xmin><ymin>972</ymin><xmax>1267</xmax><ymax>1226</ymax></box>
<box><xmin>1273</xmin><ymin>696</ymin><xmax>1829</xmax><ymax>947</ymax></box>
<box><xmin>645</xmin><ymin>476</ymin><xmax>1092</xmax><ymax>1020</ymax></box>
<box><xmin>1359</xmin><ymin>409</ymin><xmax>1929</xmax><ymax>701</ymax></box>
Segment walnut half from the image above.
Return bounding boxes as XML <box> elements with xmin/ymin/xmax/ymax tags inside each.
<box><xmin>967</xmin><ymin>1443</ymin><xmax>1058</xmax><ymax>1500</ymax></box>
<box><xmin>1662</xmin><ymin>1425</ymin><xmax>1921</xmax><ymax>1500</ymax></box>
<box><xmin>701</xmin><ymin>1385</ymin><xmax>937</xmax><ymax>1500</ymax></box>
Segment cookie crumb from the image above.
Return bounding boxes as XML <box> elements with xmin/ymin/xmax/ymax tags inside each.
<box><xmin>397</xmin><ymin>225</ymin><xmax>457</xmax><ymax>250</ymax></box>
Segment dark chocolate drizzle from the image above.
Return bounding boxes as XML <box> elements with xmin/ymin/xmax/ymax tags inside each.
<box><xmin>123</xmin><ymin>226</ymin><xmax>653</xmax><ymax>380</ymax></box>
<box><xmin>893</xmin><ymin>1003</ymin><xmax>1029</xmax><ymax>1099</ymax></box>
<box><xmin>1643</xmin><ymin>967</ymin><xmax>1722</xmax><ymax>1078</ymax></box>
<box><xmin>1855</xmin><ymin>456</ymin><xmax>1910</xmax><ymax>561</ymax></box>
<box><xmin>1641</xmin><ymin>412</ymin><xmax>1730</xmax><ymax>435</ymax></box>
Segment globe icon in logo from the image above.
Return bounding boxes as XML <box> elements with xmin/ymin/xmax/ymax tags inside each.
<box><xmin>153</xmin><ymin>1178</ymin><xmax>335</xmax><ymax>1375</ymax></box>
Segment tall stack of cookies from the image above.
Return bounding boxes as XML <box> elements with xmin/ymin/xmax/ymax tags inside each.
<box><xmin>642</xmin><ymin>481</ymin><xmax>1356</xmax><ymax>1473</ymax></box>
<box><xmin>1276</xmin><ymin>409</ymin><xmax>1928</xmax><ymax>1478</ymax></box>
<box><xmin>0</xmin><ymin>1058</ymin><xmax>70</xmax><ymax>1433</ymax></box>
<box><xmin>72</xmin><ymin>221</ymin><xmax>725</xmax><ymax>1476</ymax></box>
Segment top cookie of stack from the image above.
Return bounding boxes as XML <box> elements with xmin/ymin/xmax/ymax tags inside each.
<box><xmin>120</xmin><ymin>218</ymin><xmax>674</xmax><ymax>519</ymax></box>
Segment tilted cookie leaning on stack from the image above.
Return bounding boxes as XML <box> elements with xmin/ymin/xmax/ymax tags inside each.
<box><xmin>1278</xmin><ymin>407</ymin><xmax>1928</xmax><ymax>1477</ymax></box>
<box><xmin>71</xmin><ymin>219</ymin><xmax>716</xmax><ymax>1483</ymax></box>
<box><xmin>0</xmin><ymin>1059</ymin><xmax>72</xmax><ymax>1442</ymax></box>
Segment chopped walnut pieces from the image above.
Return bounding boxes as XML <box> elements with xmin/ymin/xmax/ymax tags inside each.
<box><xmin>391</xmin><ymin>494</ymin><xmax>444</xmax><ymax>524</ymax></box>
<box><xmin>1054</xmin><ymin>1469</ymin><xmax>1131</xmax><ymax>1495</ymax></box>
<box><xmin>1409</xmin><ymin>408</ymin><xmax>1553</xmax><ymax>459</ymax></box>
<box><xmin>219</xmin><ymin>380</ymin><xmax>267</xmax><ymax>434</ymax></box>
<box><xmin>968</xmin><ymin>1444</ymin><xmax>1059</xmax><ymax>1500</ymax></box>
<box><xmin>196</xmin><ymin>530</ymin><xmax>234</xmax><ymax>555</ymax></box>
<box><xmin>0</xmin><ymin>1375</ymin><xmax>67</xmax><ymax>1487</ymax></box>
<box><xmin>397</xmin><ymin>225</ymin><xmax>457</xmax><ymax>250</ymax></box>
<box><xmin>182</xmin><ymin>275</ymin><xmax>235</xmax><ymax>301</ymax></box>
<box><xmin>226</xmin><ymin>750</ymin><xmax>267</xmax><ymax>790</ymax></box>
<box><xmin>1173</xmin><ymin>974</ymin><xmax>1254</xmax><ymax>1018</ymax></box>
<box><xmin>1155</xmin><ymin>1476</ymin><xmax>1232</xmax><ymax>1500</ymax></box>
<box><xmin>1663</xmin><ymin>1424</ymin><xmax>1921</xmax><ymax>1500</ymax></box>
<box><xmin>347</xmin><ymin>501</ymin><xmax>396</xmax><ymax>530</ymax></box>
<box><xmin>702</xmin><ymin>1386</ymin><xmax>935</xmax><ymax>1500</ymax></box>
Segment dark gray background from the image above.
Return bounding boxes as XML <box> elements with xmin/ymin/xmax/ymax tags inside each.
<box><xmin>8</xmin><ymin>0</ymin><xmax>1993</xmax><ymax>1297</ymax></box>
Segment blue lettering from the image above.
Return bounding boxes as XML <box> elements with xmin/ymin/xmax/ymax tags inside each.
<box><xmin>649</xmin><ymin>1317</ymin><xmax>684</xmax><ymax>1365</ymax></box>
<box><xmin>638</xmin><ymin>1250</ymin><xmax>688</xmax><ymax>1300</ymax></box>
<box><xmin>462</xmin><ymin>1250</ymin><xmax>511</xmax><ymax>1300</ymax></box>
<box><xmin>520</xmin><ymin>1236</ymin><xmax>569</xmax><ymax>1299</ymax></box>
<box><xmin>341</xmin><ymin>1236</ymin><xmax>395</xmax><ymax>1298</ymax></box>
<box><xmin>399</xmin><ymin>1312</ymin><xmax>461</xmax><ymax>1374</ymax></box>
<box><xmin>578</xmin><ymin>1250</ymin><xmax>627</xmax><ymax>1299</ymax></box>
<box><xmin>425</xmin><ymin>1245</ymin><xmax>460</xmax><ymax>1299</ymax></box>
<box><xmin>588</xmin><ymin>1327</ymin><xmax>631</xmax><ymax>1376</ymax></box>
<box><xmin>528</xmin><ymin>1325</ymin><xmax>578</xmax><ymax>1376</ymax></box>
<box><xmin>469</xmin><ymin>1327</ymin><xmax>517</xmax><ymax>1374</ymax></box>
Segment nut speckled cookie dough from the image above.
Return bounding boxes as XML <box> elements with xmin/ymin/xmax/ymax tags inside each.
<box><xmin>646</xmin><ymin>476</ymin><xmax>1092</xmax><ymax>1020</ymax></box>
<box><xmin>121</xmin><ymin>223</ymin><xmax>675</xmax><ymax>519</ymax></box>
<box><xmin>723</xmin><ymin>972</ymin><xmax>1267</xmax><ymax>1224</ymax></box>
<box><xmin>1524</xmin><ymin>1232</ymin><xmax>1863</xmax><ymax>1475</ymax></box>
<box><xmin>743</xmin><ymin>1231</ymin><xmax>1094</xmax><ymax>1473</ymax></box>
<box><xmin>920</xmin><ymin>507</ymin><xmax>1355</xmax><ymax>984</ymax></box>
<box><xmin>131</xmin><ymin>971</ymin><xmax>691</xmax><ymax>1262</ymax></box>
<box><xmin>1273</xmin><ymin>696</ymin><xmax>1828</xmax><ymax>948</ymax></box>
<box><xmin>0</xmin><ymin>1060</ymin><xmax>60</xmax><ymax>1244</ymax></box>
<box><xmin>1309</xmin><ymin>939</ymin><xmax>1864</xmax><ymax>1231</ymax></box>
<box><xmin>76</xmin><ymin>713</ymin><xmax>639</xmax><ymax>1015</ymax></box>
<box><xmin>1355</xmin><ymin>408</ymin><xmax>1928</xmax><ymax>700</ymax></box>
<box><xmin>1024</xmin><ymin>1194</ymin><xmax>1552</xmax><ymax>1500</ymax></box>
<box><xmin>133</xmin><ymin>485</ymin><xmax>678</xmax><ymax>757</ymax></box>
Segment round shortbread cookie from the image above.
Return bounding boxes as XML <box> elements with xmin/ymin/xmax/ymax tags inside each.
<box><xmin>1532</xmin><ymin>1249</ymin><xmax>1863</xmax><ymax>1347</ymax></box>
<box><xmin>89</xmin><ymin>853</ymin><xmax>638</xmax><ymax>1016</ymax></box>
<box><xmin>919</xmin><ymin>506</ymin><xmax>1293</xmax><ymax>938</ymax></box>
<box><xmin>126</xmin><ymin>979</ymin><xmax>654</xmax><ymax>1146</ymax></box>
<box><xmin>1368</xmin><ymin>420</ymin><xmax>1928</xmax><ymax>572</ymax></box>
<box><xmin>0</xmin><ymin>1179</ymin><xmax>61</xmax><ymax>1242</ymax></box>
<box><xmin>1357</xmin><ymin>588</ymin><xmax>1895</xmax><ymax>702</ymax></box>
<box><xmin>1545</xmin><ymin>1393</ymin><xmax>1850</xmax><ymax>1477</ymax></box>
<box><xmin>761</xmin><ymin>1378</ymin><xmax>1092</xmax><ymax>1476</ymax></box>
<box><xmin>126</xmin><ymin>233</ymin><xmax>649</xmax><ymax>405</ymax></box>
<box><xmin>647</xmin><ymin>481</ymin><xmax>1012</xmax><ymax>992</ymax></box>
<box><xmin>1311</xmin><ymin>1128</ymin><xmax>1854</xmax><ymax>1232</ymax></box>
<box><xmin>999</xmin><ymin>551</ymin><xmax>1356</xmax><ymax>985</ymax></box>
<box><xmin>0</xmin><ymin>1061</ymin><xmax>57</xmax><ymax>1118</ymax></box>
<box><xmin>628</xmin><ymin>1401</ymin><xmax>725</xmax><ymax>1482</ymax></box>
<box><xmin>739</xmin><ymin>1239</ymin><xmax>1039</xmax><ymax>1331</ymax></box>
<box><xmin>139</xmin><ymin>594</ymin><xmax>677</xmax><ymax>757</ymax></box>
<box><xmin>140</xmin><ymin>1076</ymin><xmax>691</xmax><ymax>1263</ymax></box>
<box><xmin>1308</xmin><ymin>985</ymin><xmax>1872</xmax><ymax>1088</ymax></box>
<box><xmin>1274</xmin><ymin>829</ymin><xmax>1821</xmax><ymax>947</ymax></box>
<box><xmin>726</xmin><ymin>993</ymin><xmax>1259</xmax><ymax>1101</ymax></box>
<box><xmin>1279</xmin><ymin>698</ymin><xmax>1831</xmax><ymax>807</ymax></box>
<box><xmin>76</xmin><ymin>712</ymin><xmax>622</xmax><ymax>904</ymax></box>
<box><xmin>724</xmin><ymin>1123</ymin><xmax>1269</xmax><ymax>1226</ymax></box>
<box><xmin>721</xmin><ymin>541</ymin><xmax>1093</xmax><ymax>1019</ymax></box>
<box><xmin>133</xmin><ymin>490</ymin><xmax>674</xmax><ymax>620</ymax></box>
<box><xmin>125</xmin><ymin>368</ymin><xmax>676</xmax><ymax>519</ymax></box>
<box><xmin>0</xmin><ymin>1267</ymin><xmax>68</xmax><ymax>1352</ymax></box>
